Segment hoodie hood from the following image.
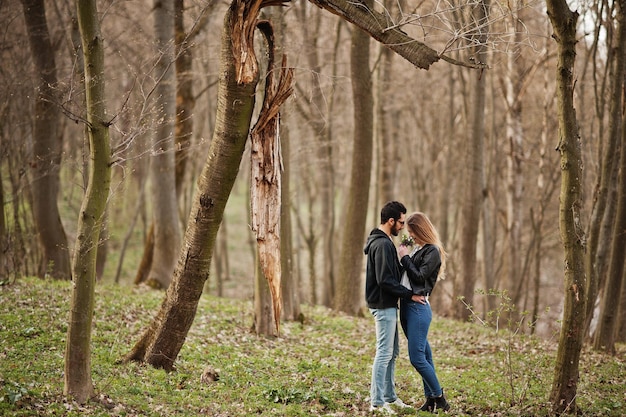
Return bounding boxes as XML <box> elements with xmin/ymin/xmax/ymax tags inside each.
<box><xmin>364</xmin><ymin>228</ymin><xmax>390</xmax><ymax>255</ymax></box>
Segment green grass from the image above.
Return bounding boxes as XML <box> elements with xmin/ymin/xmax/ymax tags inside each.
<box><xmin>1</xmin><ymin>277</ymin><xmax>624</xmax><ymax>416</ymax></box>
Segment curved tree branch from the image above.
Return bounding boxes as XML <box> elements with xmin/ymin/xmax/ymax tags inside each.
<box><xmin>309</xmin><ymin>0</ymin><xmax>486</xmax><ymax>70</ymax></box>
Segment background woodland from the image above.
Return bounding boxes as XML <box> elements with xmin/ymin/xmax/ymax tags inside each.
<box><xmin>1</xmin><ymin>0</ymin><xmax>625</xmax><ymax>412</ymax></box>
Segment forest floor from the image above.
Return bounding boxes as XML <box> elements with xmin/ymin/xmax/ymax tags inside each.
<box><xmin>0</xmin><ymin>277</ymin><xmax>624</xmax><ymax>416</ymax></box>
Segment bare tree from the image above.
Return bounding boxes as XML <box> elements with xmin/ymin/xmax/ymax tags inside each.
<box><xmin>21</xmin><ymin>0</ymin><xmax>71</xmax><ymax>280</ymax></box>
<box><xmin>503</xmin><ymin>0</ymin><xmax>525</xmax><ymax>307</ymax></box>
<box><xmin>334</xmin><ymin>0</ymin><xmax>374</xmax><ymax>315</ymax></box>
<box><xmin>593</xmin><ymin>0</ymin><xmax>626</xmax><ymax>354</ymax></box>
<box><xmin>292</xmin><ymin>2</ymin><xmax>341</xmax><ymax>307</ymax></box>
<box><xmin>146</xmin><ymin>0</ymin><xmax>182</xmax><ymax>289</ymax></box>
<box><xmin>584</xmin><ymin>0</ymin><xmax>622</xmax><ymax>337</ymax></box>
<box><xmin>454</xmin><ymin>0</ymin><xmax>489</xmax><ymax>320</ymax></box>
<box><xmin>546</xmin><ymin>0</ymin><xmax>586</xmax><ymax>412</ymax></box>
<box><xmin>64</xmin><ymin>0</ymin><xmax>111</xmax><ymax>403</ymax></box>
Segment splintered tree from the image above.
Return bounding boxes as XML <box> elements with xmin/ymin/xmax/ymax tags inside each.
<box><xmin>124</xmin><ymin>0</ymin><xmax>291</xmax><ymax>369</ymax></box>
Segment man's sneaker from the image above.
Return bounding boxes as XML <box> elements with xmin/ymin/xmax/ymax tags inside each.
<box><xmin>369</xmin><ymin>403</ymin><xmax>397</xmax><ymax>414</ymax></box>
<box><xmin>386</xmin><ymin>398</ymin><xmax>412</xmax><ymax>408</ymax></box>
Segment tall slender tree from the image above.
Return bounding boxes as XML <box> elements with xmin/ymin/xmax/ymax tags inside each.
<box><xmin>584</xmin><ymin>0</ymin><xmax>622</xmax><ymax>337</ymax></box>
<box><xmin>21</xmin><ymin>0</ymin><xmax>71</xmax><ymax>280</ymax></box>
<box><xmin>64</xmin><ymin>0</ymin><xmax>111</xmax><ymax>402</ymax></box>
<box><xmin>147</xmin><ymin>0</ymin><xmax>182</xmax><ymax>288</ymax></box>
<box><xmin>546</xmin><ymin>0</ymin><xmax>586</xmax><ymax>412</ymax></box>
<box><xmin>334</xmin><ymin>0</ymin><xmax>374</xmax><ymax>314</ymax></box>
<box><xmin>593</xmin><ymin>0</ymin><xmax>626</xmax><ymax>354</ymax></box>
<box><xmin>454</xmin><ymin>0</ymin><xmax>489</xmax><ymax>320</ymax></box>
<box><xmin>503</xmin><ymin>0</ymin><xmax>525</xmax><ymax>307</ymax></box>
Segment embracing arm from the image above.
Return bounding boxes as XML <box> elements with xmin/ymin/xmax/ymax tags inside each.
<box><xmin>400</xmin><ymin>245</ymin><xmax>441</xmax><ymax>295</ymax></box>
<box><xmin>376</xmin><ymin>243</ymin><xmax>414</xmax><ymax>300</ymax></box>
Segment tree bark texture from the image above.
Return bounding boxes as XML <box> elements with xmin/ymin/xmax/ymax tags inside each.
<box><xmin>21</xmin><ymin>0</ymin><xmax>71</xmax><ymax>280</ymax></box>
<box><xmin>124</xmin><ymin>0</ymin><xmax>284</xmax><ymax>370</ymax></box>
<box><xmin>593</xmin><ymin>0</ymin><xmax>626</xmax><ymax>353</ymax></box>
<box><xmin>309</xmin><ymin>0</ymin><xmax>440</xmax><ymax>70</ymax></box>
<box><xmin>250</xmin><ymin>24</ymin><xmax>294</xmax><ymax>334</ymax></box>
<box><xmin>64</xmin><ymin>0</ymin><xmax>111</xmax><ymax>403</ymax></box>
<box><xmin>147</xmin><ymin>0</ymin><xmax>182</xmax><ymax>289</ymax></box>
<box><xmin>335</xmin><ymin>4</ymin><xmax>374</xmax><ymax>315</ymax></box>
<box><xmin>546</xmin><ymin>1</ymin><xmax>586</xmax><ymax>413</ymax></box>
<box><xmin>254</xmin><ymin>250</ymin><xmax>277</xmax><ymax>335</ymax></box>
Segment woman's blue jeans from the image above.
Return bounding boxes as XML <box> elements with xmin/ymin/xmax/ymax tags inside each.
<box><xmin>369</xmin><ymin>307</ymin><xmax>400</xmax><ymax>406</ymax></box>
<box><xmin>399</xmin><ymin>299</ymin><xmax>443</xmax><ymax>397</ymax></box>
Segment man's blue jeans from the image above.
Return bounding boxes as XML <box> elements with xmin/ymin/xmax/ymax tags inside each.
<box><xmin>399</xmin><ymin>299</ymin><xmax>443</xmax><ymax>397</ymax></box>
<box><xmin>369</xmin><ymin>307</ymin><xmax>400</xmax><ymax>406</ymax></box>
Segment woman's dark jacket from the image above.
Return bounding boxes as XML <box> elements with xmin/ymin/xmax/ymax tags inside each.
<box><xmin>364</xmin><ymin>228</ymin><xmax>414</xmax><ymax>309</ymax></box>
<box><xmin>400</xmin><ymin>244</ymin><xmax>441</xmax><ymax>296</ymax></box>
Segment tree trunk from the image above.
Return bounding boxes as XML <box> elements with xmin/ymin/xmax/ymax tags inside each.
<box><xmin>174</xmin><ymin>0</ymin><xmax>199</xmax><ymax>223</ymax></box>
<box><xmin>504</xmin><ymin>2</ymin><xmax>525</xmax><ymax>307</ymax></box>
<box><xmin>546</xmin><ymin>1</ymin><xmax>586</xmax><ymax>413</ymax></box>
<box><xmin>593</xmin><ymin>0</ymin><xmax>626</xmax><ymax>351</ymax></box>
<box><xmin>593</xmin><ymin>122</ymin><xmax>626</xmax><ymax>354</ymax></box>
<box><xmin>335</xmin><ymin>2</ymin><xmax>373</xmax><ymax>315</ymax></box>
<box><xmin>21</xmin><ymin>0</ymin><xmax>71</xmax><ymax>280</ymax></box>
<box><xmin>295</xmin><ymin>3</ymin><xmax>338</xmax><ymax>308</ymax></box>
<box><xmin>617</xmin><ymin>267</ymin><xmax>626</xmax><ymax>342</ymax></box>
<box><xmin>584</xmin><ymin>0</ymin><xmax>624</xmax><ymax>338</ymax></box>
<box><xmin>280</xmin><ymin>120</ymin><xmax>300</xmax><ymax>320</ymax></box>
<box><xmin>250</xmin><ymin>26</ymin><xmax>294</xmax><ymax>334</ymax></box>
<box><xmin>64</xmin><ymin>0</ymin><xmax>111</xmax><ymax>403</ymax></box>
<box><xmin>124</xmin><ymin>0</ymin><xmax>275</xmax><ymax>370</ymax></box>
<box><xmin>147</xmin><ymin>0</ymin><xmax>182</xmax><ymax>289</ymax></box>
<box><xmin>271</xmin><ymin>5</ymin><xmax>300</xmax><ymax>322</ymax></box>
<box><xmin>0</xmin><ymin>170</ymin><xmax>7</xmax><ymax>278</ymax></box>
<box><xmin>253</xmin><ymin>250</ymin><xmax>277</xmax><ymax>336</ymax></box>
<box><xmin>377</xmin><ymin>46</ymin><xmax>396</xmax><ymax>205</ymax></box>
<box><xmin>454</xmin><ymin>0</ymin><xmax>488</xmax><ymax>321</ymax></box>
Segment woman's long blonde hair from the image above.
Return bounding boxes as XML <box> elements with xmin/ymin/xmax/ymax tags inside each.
<box><xmin>406</xmin><ymin>212</ymin><xmax>447</xmax><ymax>279</ymax></box>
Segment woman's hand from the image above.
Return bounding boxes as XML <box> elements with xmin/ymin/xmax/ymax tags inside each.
<box><xmin>398</xmin><ymin>245</ymin><xmax>409</xmax><ymax>257</ymax></box>
<box><xmin>411</xmin><ymin>294</ymin><xmax>427</xmax><ymax>304</ymax></box>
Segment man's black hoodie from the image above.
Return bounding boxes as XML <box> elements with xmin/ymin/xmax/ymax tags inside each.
<box><xmin>364</xmin><ymin>228</ymin><xmax>414</xmax><ymax>309</ymax></box>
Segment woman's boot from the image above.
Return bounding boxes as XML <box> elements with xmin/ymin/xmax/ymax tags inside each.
<box><xmin>419</xmin><ymin>397</ymin><xmax>435</xmax><ymax>412</ymax></box>
<box><xmin>432</xmin><ymin>390</ymin><xmax>450</xmax><ymax>412</ymax></box>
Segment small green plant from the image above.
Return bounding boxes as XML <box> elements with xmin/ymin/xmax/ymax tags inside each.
<box><xmin>2</xmin><ymin>381</ymin><xmax>29</xmax><ymax>405</ymax></box>
<box><xmin>458</xmin><ymin>289</ymin><xmax>549</xmax><ymax>408</ymax></box>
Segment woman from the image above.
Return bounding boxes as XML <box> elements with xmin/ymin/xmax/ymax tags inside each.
<box><xmin>397</xmin><ymin>212</ymin><xmax>450</xmax><ymax>413</ymax></box>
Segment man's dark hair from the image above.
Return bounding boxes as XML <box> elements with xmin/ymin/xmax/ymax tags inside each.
<box><xmin>380</xmin><ymin>201</ymin><xmax>406</xmax><ymax>224</ymax></box>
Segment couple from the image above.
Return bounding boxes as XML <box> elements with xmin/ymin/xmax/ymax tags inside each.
<box><xmin>364</xmin><ymin>201</ymin><xmax>450</xmax><ymax>414</ymax></box>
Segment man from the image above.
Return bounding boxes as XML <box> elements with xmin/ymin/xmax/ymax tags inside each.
<box><xmin>364</xmin><ymin>201</ymin><xmax>421</xmax><ymax>414</ymax></box>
